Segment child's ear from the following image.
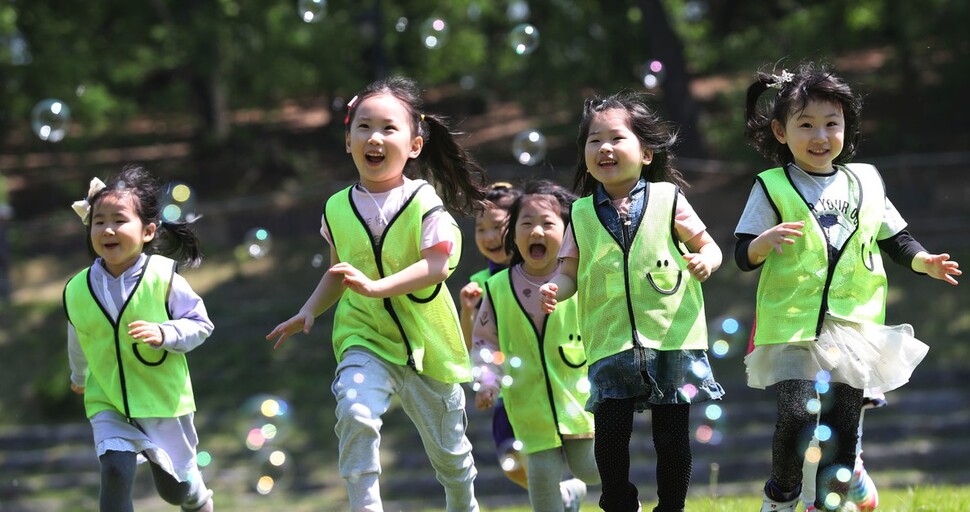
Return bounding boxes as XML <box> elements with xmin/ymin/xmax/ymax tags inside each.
<box><xmin>642</xmin><ymin>148</ymin><xmax>654</xmax><ymax>166</ymax></box>
<box><xmin>345</xmin><ymin>132</ymin><xmax>352</xmax><ymax>153</ymax></box>
<box><xmin>771</xmin><ymin>119</ymin><xmax>787</xmax><ymax>144</ymax></box>
<box><xmin>409</xmin><ymin>136</ymin><xmax>424</xmax><ymax>159</ymax></box>
<box><xmin>143</xmin><ymin>222</ymin><xmax>157</xmax><ymax>243</ymax></box>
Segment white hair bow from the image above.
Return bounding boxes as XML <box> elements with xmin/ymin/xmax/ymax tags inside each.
<box><xmin>767</xmin><ymin>70</ymin><xmax>794</xmax><ymax>89</ymax></box>
<box><xmin>71</xmin><ymin>177</ymin><xmax>107</xmax><ymax>225</ymax></box>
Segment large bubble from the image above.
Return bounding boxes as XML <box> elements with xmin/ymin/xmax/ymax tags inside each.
<box><xmin>160</xmin><ymin>181</ymin><xmax>200</xmax><ymax>223</ymax></box>
<box><xmin>512</xmin><ymin>130</ymin><xmax>547</xmax><ymax>166</ymax></box>
<box><xmin>509</xmin><ymin>24</ymin><xmax>539</xmax><ymax>55</ymax></box>
<box><xmin>31</xmin><ymin>99</ymin><xmax>70</xmax><ymax>142</ymax></box>
<box><xmin>297</xmin><ymin>0</ymin><xmax>326</xmax><ymax>23</ymax></box>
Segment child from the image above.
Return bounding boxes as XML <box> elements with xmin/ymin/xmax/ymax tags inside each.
<box><xmin>473</xmin><ymin>179</ymin><xmax>599</xmax><ymax>512</ymax></box>
<box><xmin>65</xmin><ymin>165</ymin><xmax>214</xmax><ymax>512</ymax></box>
<box><xmin>266</xmin><ymin>76</ymin><xmax>488</xmax><ymax>512</ymax></box>
<box><xmin>458</xmin><ymin>182</ymin><xmax>530</xmax><ymax>489</ymax></box>
<box><xmin>540</xmin><ymin>92</ymin><xmax>724</xmax><ymax>512</ymax></box>
<box><xmin>736</xmin><ymin>61</ymin><xmax>961</xmax><ymax>512</ymax></box>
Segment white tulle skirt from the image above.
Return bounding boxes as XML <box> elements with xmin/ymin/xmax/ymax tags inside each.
<box><xmin>745</xmin><ymin>315</ymin><xmax>928</xmax><ymax>396</ymax></box>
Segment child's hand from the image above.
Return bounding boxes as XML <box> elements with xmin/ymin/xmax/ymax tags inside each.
<box><xmin>329</xmin><ymin>262</ymin><xmax>381</xmax><ymax>297</ymax></box>
<box><xmin>70</xmin><ymin>383</ymin><xmax>85</xmax><ymax>395</ymax></box>
<box><xmin>917</xmin><ymin>252</ymin><xmax>961</xmax><ymax>285</ymax></box>
<box><xmin>475</xmin><ymin>386</ymin><xmax>499</xmax><ymax>410</ymax></box>
<box><xmin>459</xmin><ymin>282</ymin><xmax>483</xmax><ymax>311</ymax></box>
<box><xmin>539</xmin><ymin>282</ymin><xmax>558</xmax><ymax>314</ymax></box>
<box><xmin>683</xmin><ymin>253</ymin><xmax>714</xmax><ymax>282</ymax></box>
<box><xmin>751</xmin><ymin>221</ymin><xmax>805</xmax><ymax>261</ymax></box>
<box><xmin>266</xmin><ymin>311</ymin><xmax>315</xmax><ymax>350</ymax></box>
<box><xmin>128</xmin><ymin>321</ymin><xmax>163</xmax><ymax>347</ymax></box>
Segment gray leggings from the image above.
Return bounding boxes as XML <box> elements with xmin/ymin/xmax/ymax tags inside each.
<box><xmin>526</xmin><ymin>439</ymin><xmax>600</xmax><ymax>511</ymax></box>
<box><xmin>99</xmin><ymin>450</ymin><xmax>209</xmax><ymax>512</ymax></box>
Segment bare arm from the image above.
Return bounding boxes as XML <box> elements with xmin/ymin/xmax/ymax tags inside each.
<box><xmin>330</xmin><ymin>242</ymin><xmax>451</xmax><ymax>298</ymax></box>
<box><xmin>912</xmin><ymin>251</ymin><xmax>961</xmax><ymax>285</ymax></box>
<box><xmin>683</xmin><ymin>230</ymin><xmax>722</xmax><ymax>282</ymax></box>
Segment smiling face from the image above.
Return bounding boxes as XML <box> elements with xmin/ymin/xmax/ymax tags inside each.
<box><xmin>772</xmin><ymin>99</ymin><xmax>845</xmax><ymax>174</ymax></box>
<box><xmin>345</xmin><ymin>93</ymin><xmax>424</xmax><ymax>192</ymax></box>
<box><xmin>584</xmin><ymin>108</ymin><xmax>653</xmax><ymax>199</ymax></box>
<box><xmin>475</xmin><ymin>206</ymin><xmax>510</xmax><ymax>265</ymax></box>
<box><xmin>513</xmin><ymin>195</ymin><xmax>565</xmax><ymax>276</ymax></box>
<box><xmin>90</xmin><ymin>192</ymin><xmax>156</xmax><ymax>277</ymax></box>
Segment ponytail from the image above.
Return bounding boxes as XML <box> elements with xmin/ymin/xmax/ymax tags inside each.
<box><xmin>414</xmin><ymin>113</ymin><xmax>488</xmax><ymax>216</ymax></box>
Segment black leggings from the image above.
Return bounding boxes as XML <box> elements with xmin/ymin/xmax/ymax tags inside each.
<box><xmin>595</xmin><ymin>397</ymin><xmax>691</xmax><ymax>512</ymax></box>
<box><xmin>99</xmin><ymin>450</ymin><xmax>197</xmax><ymax>512</ymax></box>
<box><xmin>770</xmin><ymin>380</ymin><xmax>863</xmax><ymax>507</ymax></box>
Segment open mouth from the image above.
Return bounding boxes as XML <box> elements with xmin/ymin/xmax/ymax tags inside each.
<box><xmin>365</xmin><ymin>152</ymin><xmax>385</xmax><ymax>163</ymax></box>
<box><xmin>598</xmin><ymin>158</ymin><xmax>617</xmax><ymax>167</ymax></box>
<box><xmin>529</xmin><ymin>243</ymin><xmax>547</xmax><ymax>259</ymax></box>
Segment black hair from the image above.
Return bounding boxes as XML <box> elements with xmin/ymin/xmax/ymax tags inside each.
<box><xmin>573</xmin><ymin>91</ymin><xmax>687</xmax><ymax>197</ymax></box>
<box><xmin>483</xmin><ymin>181</ymin><xmax>522</xmax><ymax>213</ymax></box>
<box><xmin>744</xmin><ymin>60</ymin><xmax>863</xmax><ymax>166</ymax></box>
<box><xmin>344</xmin><ymin>76</ymin><xmax>488</xmax><ymax>216</ymax></box>
<box><xmin>503</xmin><ymin>179</ymin><xmax>578</xmax><ymax>268</ymax></box>
<box><xmin>85</xmin><ymin>164</ymin><xmax>203</xmax><ymax>269</ymax></box>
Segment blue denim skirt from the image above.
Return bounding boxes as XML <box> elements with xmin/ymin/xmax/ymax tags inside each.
<box><xmin>586</xmin><ymin>346</ymin><xmax>724</xmax><ymax>413</ymax></box>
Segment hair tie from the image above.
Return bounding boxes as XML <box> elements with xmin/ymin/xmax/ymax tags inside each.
<box><xmin>71</xmin><ymin>177</ymin><xmax>107</xmax><ymax>225</ymax></box>
<box><xmin>489</xmin><ymin>181</ymin><xmax>513</xmax><ymax>190</ymax></box>
<box><xmin>767</xmin><ymin>70</ymin><xmax>794</xmax><ymax>89</ymax></box>
<box><xmin>420</xmin><ymin>114</ymin><xmax>425</xmax><ymax>122</ymax></box>
<box><xmin>343</xmin><ymin>95</ymin><xmax>359</xmax><ymax>126</ymax></box>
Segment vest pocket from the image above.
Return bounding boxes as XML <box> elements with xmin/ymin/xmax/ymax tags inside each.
<box><xmin>132</xmin><ymin>343</ymin><xmax>168</xmax><ymax>366</ymax></box>
<box><xmin>559</xmin><ymin>336</ymin><xmax>587</xmax><ymax>368</ymax></box>
<box><xmin>645</xmin><ymin>262</ymin><xmax>683</xmax><ymax>296</ymax></box>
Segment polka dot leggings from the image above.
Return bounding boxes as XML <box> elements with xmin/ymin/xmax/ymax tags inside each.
<box><xmin>595</xmin><ymin>397</ymin><xmax>691</xmax><ymax>512</ymax></box>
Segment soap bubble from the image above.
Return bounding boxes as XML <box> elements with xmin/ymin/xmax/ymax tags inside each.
<box><xmin>31</xmin><ymin>99</ymin><xmax>70</xmax><ymax>142</ymax></box>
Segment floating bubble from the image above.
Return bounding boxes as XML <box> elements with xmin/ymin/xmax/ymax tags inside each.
<box><xmin>395</xmin><ymin>17</ymin><xmax>409</xmax><ymax>33</ymax></box>
<box><xmin>509</xmin><ymin>356</ymin><xmax>522</xmax><ymax>368</ymax></box>
<box><xmin>815</xmin><ymin>370</ymin><xmax>831</xmax><ymax>383</ymax></box>
<box><xmin>704</xmin><ymin>404</ymin><xmax>722</xmax><ymax>421</ymax></box>
<box><xmin>815</xmin><ymin>424</ymin><xmax>832</xmax><ymax>442</ymax></box>
<box><xmin>252</xmin><ymin>448</ymin><xmax>294</xmax><ymax>495</ymax></box>
<box><xmin>459</xmin><ymin>75</ymin><xmax>477</xmax><ymax>90</ymax></box>
<box><xmin>679</xmin><ymin>383</ymin><xmax>698</xmax><ymax>402</ymax></box>
<box><xmin>711</xmin><ymin>339</ymin><xmax>730</xmax><ymax>358</ymax></box>
<box><xmin>695</xmin><ymin>424</ymin><xmax>713</xmax><ymax>443</ymax></box>
<box><xmin>823</xmin><ymin>492</ymin><xmax>843</xmax><ymax>510</ymax></box>
<box><xmin>575</xmin><ymin>377</ymin><xmax>590</xmax><ymax>394</ymax></box>
<box><xmin>478</xmin><ymin>348</ymin><xmax>494</xmax><ymax>364</ymax></box>
<box><xmin>500</xmin><ymin>375</ymin><xmax>513</xmax><ymax>387</ymax></box>
<box><xmin>466</xmin><ymin>3</ymin><xmax>483</xmax><ymax>22</ymax></box>
<box><xmin>639</xmin><ymin>60</ymin><xmax>666</xmax><ymax>90</ymax></box>
<box><xmin>239</xmin><ymin>394</ymin><xmax>292</xmax><ymax>450</ymax></box>
<box><xmin>31</xmin><ymin>99</ymin><xmax>71</xmax><ymax>142</ymax></box>
<box><xmin>815</xmin><ymin>380</ymin><xmax>830</xmax><ymax>394</ymax></box>
<box><xmin>690</xmin><ymin>360</ymin><xmax>709</xmax><ymax>378</ymax></box>
<box><xmin>836</xmin><ymin>466</ymin><xmax>853</xmax><ymax>483</ymax></box>
<box><xmin>806</xmin><ymin>398</ymin><xmax>822</xmax><ymax>414</ymax></box>
<box><xmin>197</xmin><ymin>450</ymin><xmax>213</xmax><ymax>468</ymax></box>
<box><xmin>500</xmin><ymin>453</ymin><xmax>522</xmax><ymax>472</ymax></box>
<box><xmin>509</xmin><ymin>24</ymin><xmax>539</xmax><ymax>55</ymax></box>
<box><xmin>721</xmin><ymin>317</ymin><xmax>739</xmax><ymax>335</ymax></box>
<box><xmin>245</xmin><ymin>228</ymin><xmax>272</xmax><ymax>259</ymax></box>
<box><xmin>492</xmin><ymin>351</ymin><xmax>506</xmax><ymax>365</ymax></box>
<box><xmin>311</xmin><ymin>253</ymin><xmax>325</xmax><ymax>268</ymax></box>
<box><xmin>160</xmin><ymin>181</ymin><xmax>200</xmax><ymax>223</ymax></box>
<box><xmin>684</xmin><ymin>0</ymin><xmax>707</xmax><ymax>22</ymax></box>
<box><xmin>420</xmin><ymin>17</ymin><xmax>449</xmax><ymax>49</ymax></box>
<box><xmin>804</xmin><ymin>444</ymin><xmax>822</xmax><ymax>464</ymax></box>
<box><xmin>506</xmin><ymin>1</ymin><xmax>530</xmax><ymax>22</ymax></box>
<box><xmin>297</xmin><ymin>0</ymin><xmax>326</xmax><ymax>23</ymax></box>
<box><xmin>512</xmin><ymin>130</ymin><xmax>547</xmax><ymax>166</ymax></box>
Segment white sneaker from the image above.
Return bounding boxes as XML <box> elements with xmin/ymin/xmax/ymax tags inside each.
<box><xmin>561</xmin><ymin>478</ymin><xmax>587</xmax><ymax>512</ymax></box>
<box><xmin>760</xmin><ymin>491</ymin><xmax>800</xmax><ymax>512</ymax></box>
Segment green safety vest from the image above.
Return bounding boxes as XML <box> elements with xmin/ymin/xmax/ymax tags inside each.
<box><xmin>753</xmin><ymin>164</ymin><xmax>888</xmax><ymax>345</ymax></box>
<box><xmin>325</xmin><ymin>183</ymin><xmax>471</xmax><ymax>383</ymax></box>
<box><xmin>64</xmin><ymin>255</ymin><xmax>195</xmax><ymax>419</ymax></box>
<box><xmin>572</xmin><ymin>182</ymin><xmax>708</xmax><ymax>365</ymax></box>
<box><xmin>485</xmin><ymin>269</ymin><xmax>593</xmax><ymax>454</ymax></box>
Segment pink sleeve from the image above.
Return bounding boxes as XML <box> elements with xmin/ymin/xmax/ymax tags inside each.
<box><xmin>674</xmin><ymin>194</ymin><xmax>707</xmax><ymax>243</ymax></box>
<box><xmin>421</xmin><ymin>210</ymin><xmax>456</xmax><ymax>256</ymax></box>
<box><xmin>471</xmin><ymin>296</ymin><xmax>504</xmax><ymax>388</ymax></box>
<box><xmin>558</xmin><ymin>222</ymin><xmax>579</xmax><ymax>259</ymax></box>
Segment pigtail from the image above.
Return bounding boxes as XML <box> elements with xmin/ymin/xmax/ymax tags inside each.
<box><xmin>416</xmin><ymin>113</ymin><xmax>488</xmax><ymax>217</ymax></box>
<box><xmin>743</xmin><ymin>72</ymin><xmax>787</xmax><ymax>165</ymax></box>
<box><xmin>154</xmin><ymin>221</ymin><xmax>203</xmax><ymax>269</ymax></box>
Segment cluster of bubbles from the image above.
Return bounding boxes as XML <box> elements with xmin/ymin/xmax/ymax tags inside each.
<box><xmin>159</xmin><ymin>181</ymin><xmax>200</xmax><ymax>224</ymax></box>
<box><xmin>420</xmin><ymin>18</ymin><xmax>449</xmax><ymax>49</ymax></box>
<box><xmin>31</xmin><ymin>99</ymin><xmax>71</xmax><ymax>142</ymax></box>
<box><xmin>708</xmin><ymin>315</ymin><xmax>745</xmax><ymax>359</ymax></box>
<box><xmin>244</xmin><ymin>228</ymin><xmax>272</xmax><ymax>259</ymax></box>
<box><xmin>239</xmin><ymin>395</ymin><xmax>295</xmax><ymax>495</ymax></box>
<box><xmin>512</xmin><ymin>129</ymin><xmax>547</xmax><ymax>166</ymax></box>
<box><xmin>639</xmin><ymin>60</ymin><xmax>667</xmax><ymax>90</ymax></box>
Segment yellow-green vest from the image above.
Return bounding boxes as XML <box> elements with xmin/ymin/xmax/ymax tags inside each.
<box><xmin>485</xmin><ymin>269</ymin><xmax>593</xmax><ymax>454</ymax></box>
<box><xmin>64</xmin><ymin>255</ymin><xmax>195</xmax><ymax>419</ymax></box>
<box><xmin>469</xmin><ymin>268</ymin><xmax>491</xmax><ymax>289</ymax></box>
<box><xmin>325</xmin><ymin>183</ymin><xmax>471</xmax><ymax>383</ymax></box>
<box><xmin>572</xmin><ymin>182</ymin><xmax>708</xmax><ymax>365</ymax></box>
<box><xmin>753</xmin><ymin>164</ymin><xmax>888</xmax><ymax>345</ymax></box>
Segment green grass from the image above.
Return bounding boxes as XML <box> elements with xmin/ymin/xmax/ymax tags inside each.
<box><xmin>120</xmin><ymin>484</ymin><xmax>970</xmax><ymax>511</ymax></box>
